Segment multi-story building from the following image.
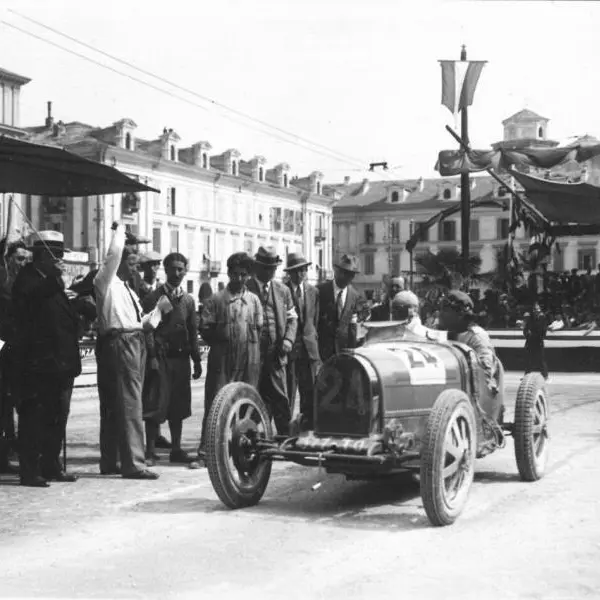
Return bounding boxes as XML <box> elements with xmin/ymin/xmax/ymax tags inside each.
<box><xmin>331</xmin><ymin>109</ymin><xmax>600</xmax><ymax>298</ymax></box>
<box><xmin>18</xmin><ymin>103</ymin><xmax>335</xmax><ymax>294</ymax></box>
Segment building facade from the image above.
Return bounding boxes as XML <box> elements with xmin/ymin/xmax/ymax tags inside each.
<box><xmin>332</xmin><ymin>110</ymin><xmax>600</xmax><ymax>298</ymax></box>
<box><xmin>17</xmin><ymin>106</ymin><xmax>335</xmax><ymax>294</ymax></box>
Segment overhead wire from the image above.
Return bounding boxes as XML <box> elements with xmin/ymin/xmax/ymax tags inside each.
<box><xmin>4</xmin><ymin>9</ymin><xmax>390</xmax><ymax>174</ymax></box>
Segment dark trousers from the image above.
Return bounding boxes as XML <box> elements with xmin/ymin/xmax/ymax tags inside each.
<box><xmin>96</xmin><ymin>331</ymin><xmax>147</xmax><ymax>476</ymax></box>
<box><xmin>525</xmin><ymin>342</ymin><xmax>548</xmax><ymax>379</ymax></box>
<box><xmin>286</xmin><ymin>350</ymin><xmax>319</xmax><ymax>427</ymax></box>
<box><xmin>18</xmin><ymin>373</ymin><xmax>74</xmax><ymax>480</ymax></box>
<box><xmin>0</xmin><ymin>347</ymin><xmax>18</xmax><ymax>464</ymax></box>
<box><xmin>258</xmin><ymin>335</ymin><xmax>291</xmax><ymax>435</ymax></box>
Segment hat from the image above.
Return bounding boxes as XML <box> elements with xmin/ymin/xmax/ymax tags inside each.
<box><xmin>139</xmin><ymin>251</ymin><xmax>162</xmax><ymax>265</ymax></box>
<box><xmin>284</xmin><ymin>252</ymin><xmax>311</xmax><ymax>272</ymax></box>
<box><xmin>227</xmin><ymin>251</ymin><xmax>254</xmax><ymax>271</ymax></box>
<box><xmin>334</xmin><ymin>254</ymin><xmax>360</xmax><ymax>273</ymax></box>
<box><xmin>28</xmin><ymin>230</ymin><xmax>65</xmax><ymax>251</ymax></box>
<box><xmin>254</xmin><ymin>246</ymin><xmax>282</xmax><ymax>267</ymax></box>
<box><xmin>446</xmin><ymin>290</ymin><xmax>474</xmax><ymax>313</ymax></box>
<box><xmin>392</xmin><ymin>290</ymin><xmax>419</xmax><ymax>309</ymax></box>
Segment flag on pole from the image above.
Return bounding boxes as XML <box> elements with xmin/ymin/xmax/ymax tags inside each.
<box><xmin>439</xmin><ymin>60</ymin><xmax>486</xmax><ymax>116</ymax></box>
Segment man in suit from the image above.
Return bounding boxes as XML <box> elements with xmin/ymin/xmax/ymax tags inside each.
<box><xmin>246</xmin><ymin>247</ymin><xmax>297</xmax><ymax>436</ymax></box>
<box><xmin>317</xmin><ymin>254</ymin><xmax>362</xmax><ymax>362</ymax></box>
<box><xmin>284</xmin><ymin>252</ymin><xmax>320</xmax><ymax>429</ymax></box>
<box><xmin>12</xmin><ymin>231</ymin><xmax>82</xmax><ymax>487</ymax></box>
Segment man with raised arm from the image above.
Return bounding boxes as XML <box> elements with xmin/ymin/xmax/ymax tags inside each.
<box><xmin>94</xmin><ymin>222</ymin><xmax>167</xmax><ymax>480</ymax></box>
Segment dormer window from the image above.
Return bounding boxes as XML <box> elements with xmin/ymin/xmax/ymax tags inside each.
<box><xmin>316</xmin><ymin>181</ymin><xmax>322</xmax><ymax>195</ymax></box>
<box><xmin>283</xmin><ymin>173</ymin><xmax>289</xmax><ymax>188</ymax></box>
<box><xmin>170</xmin><ymin>145</ymin><xmax>176</xmax><ymax>161</ymax></box>
<box><xmin>443</xmin><ymin>188</ymin><xmax>452</xmax><ymax>200</ymax></box>
<box><xmin>259</xmin><ymin>166</ymin><xmax>264</xmax><ymax>182</ymax></box>
<box><xmin>202</xmin><ymin>153</ymin><xmax>208</xmax><ymax>169</ymax></box>
<box><xmin>391</xmin><ymin>190</ymin><xmax>400</xmax><ymax>203</ymax></box>
<box><xmin>232</xmin><ymin>160</ymin><xmax>238</xmax><ymax>176</ymax></box>
<box><xmin>125</xmin><ymin>132</ymin><xmax>132</xmax><ymax>150</ymax></box>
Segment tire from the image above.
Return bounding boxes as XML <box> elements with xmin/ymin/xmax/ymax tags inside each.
<box><xmin>514</xmin><ymin>373</ymin><xmax>549</xmax><ymax>482</ymax></box>
<box><xmin>205</xmin><ymin>382</ymin><xmax>273</xmax><ymax>509</ymax></box>
<box><xmin>420</xmin><ymin>389</ymin><xmax>477</xmax><ymax>527</ymax></box>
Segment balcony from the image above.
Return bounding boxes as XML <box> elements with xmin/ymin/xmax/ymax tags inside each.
<box><xmin>314</xmin><ymin>228</ymin><xmax>327</xmax><ymax>243</ymax></box>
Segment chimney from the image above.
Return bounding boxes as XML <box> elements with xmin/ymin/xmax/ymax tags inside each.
<box><xmin>417</xmin><ymin>177</ymin><xmax>424</xmax><ymax>192</ymax></box>
<box><xmin>45</xmin><ymin>101</ymin><xmax>54</xmax><ymax>128</ymax></box>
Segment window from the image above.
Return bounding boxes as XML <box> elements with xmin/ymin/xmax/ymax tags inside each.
<box><xmin>439</xmin><ymin>221</ymin><xmax>456</xmax><ymax>241</ymax></box>
<box><xmin>283</xmin><ymin>173</ymin><xmax>289</xmax><ymax>188</ymax></box>
<box><xmin>170</xmin><ymin>228</ymin><xmax>179</xmax><ymax>252</ymax></box>
<box><xmin>202</xmin><ymin>153</ymin><xmax>208</xmax><ymax>169</ymax></box>
<box><xmin>414</xmin><ymin>221</ymin><xmax>429</xmax><ymax>242</ymax></box>
<box><xmin>152</xmin><ymin>227</ymin><xmax>161</xmax><ymax>254</ymax></box>
<box><xmin>231</xmin><ymin>160</ymin><xmax>238</xmax><ymax>176</ymax></box>
<box><xmin>470</xmin><ymin>219</ymin><xmax>480</xmax><ymax>242</ymax></box>
<box><xmin>168</xmin><ymin>187</ymin><xmax>177</xmax><ymax>215</ymax></box>
<box><xmin>270</xmin><ymin>207</ymin><xmax>282</xmax><ymax>231</ymax></box>
<box><xmin>125</xmin><ymin>132</ymin><xmax>132</xmax><ymax>150</ymax></box>
<box><xmin>443</xmin><ymin>188</ymin><xmax>452</xmax><ymax>200</ymax></box>
<box><xmin>390</xmin><ymin>221</ymin><xmax>400</xmax><ymax>243</ymax></box>
<box><xmin>391</xmin><ymin>252</ymin><xmax>401</xmax><ymax>276</ymax></box>
<box><xmin>318</xmin><ymin>248</ymin><xmax>323</xmax><ymax>269</ymax></box>
<box><xmin>364</xmin><ymin>253</ymin><xmax>375</xmax><ymax>275</ymax></box>
<box><xmin>203</xmin><ymin>233</ymin><xmax>211</xmax><ymax>258</ymax></box>
<box><xmin>538</xmin><ymin>126</ymin><xmax>543</xmax><ymax>139</ymax></box>
<box><xmin>316</xmin><ymin>181</ymin><xmax>322</xmax><ymax>195</ymax></box>
<box><xmin>259</xmin><ymin>167</ymin><xmax>264</xmax><ymax>182</ymax></box>
<box><xmin>244</xmin><ymin>237</ymin><xmax>253</xmax><ymax>255</ymax></box>
<box><xmin>391</xmin><ymin>190</ymin><xmax>399</xmax><ymax>203</ymax></box>
<box><xmin>283</xmin><ymin>209</ymin><xmax>295</xmax><ymax>233</ymax></box>
<box><xmin>187</xmin><ymin>229</ymin><xmax>195</xmax><ymax>267</ymax></box>
<box><xmin>170</xmin><ymin>145</ymin><xmax>176</xmax><ymax>161</ymax></box>
<box><xmin>498</xmin><ymin>186</ymin><xmax>507</xmax><ymax>197</ymax></box>
<box><xmin>294</xmin><ymin>211</ymin><xmax>304</xmax><ymax>235</ymax></box>
<box><xmin>364</xmin><ymin>223</ymin><xmax>374</xmax><ymax>244</ymax></box>
<box><xmin>497</xmin><ymin>218</ymin><xmax>510</xmax><ymax>240</ymax></box>
<box><xmin>187</xmin><ymin>280</ymin><xmax>194</xmax><ymax>294</ymax></box>
<box><xmin>578</xmin><ymin>249</ymin><xmax>596</xmax><ymax>271</ymax></box>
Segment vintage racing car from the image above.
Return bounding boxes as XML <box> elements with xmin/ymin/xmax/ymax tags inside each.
<box><xmin>204</xmin><ymin>322</ymin><xmax>549</xmax><ymax>526</ymax></box>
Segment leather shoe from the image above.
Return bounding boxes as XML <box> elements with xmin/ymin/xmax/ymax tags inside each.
<box><xmin>123</xmin><ymin>469</ymin><xmax>159</xmax><ymax>480</ymax></box>
<box><xmin>20</xmin><ymin>476</ymin><xmax>50</xmax><ymax>488</ymax></box>
<box><xmin>169</xmin><ymin>449</ymin><xmax>193</xmax><ymax>464</ymax></box>
<box><xmin>100</xmin><ymin>467</ymin><xmax>122</xmax><ymax>475</ymax></box>
<box><xmin>44</xmin><ymin>471</ymin><xmax>78</xmax><ymax>482</ymax></box>
<box><xmin>155</xmin><ymin>435</ymin><xmax>172</xmax><ymax>449</ymax></box>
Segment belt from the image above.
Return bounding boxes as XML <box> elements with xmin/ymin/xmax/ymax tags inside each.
<box><xmin>99</xmin><ymin>328</ymin><xmax>143</xmax><ymax>338</ymax></box>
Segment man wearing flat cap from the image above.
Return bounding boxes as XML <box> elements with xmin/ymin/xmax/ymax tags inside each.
<box><xmin>317</xmin><ymin>254</ymin><xmax>362</xmax><ymax>361</ymax></box>
<box><xmin>246</xmin><ymin>246</ymin><xmax>297</xmax><ymax>436</ymax></box>
<box><xmin>138</xmin><ymin>251</ymin><xmax>162</xmax><ymax>303</ymax></box>
<box><xmin>284</xmin><ymin>252</ymin><xmax>320</xmax><ymax>428</ymax></box>
<box><xmin>12</xmin><ymin>231</ymin><xmax>82</xmax><ymax>486</ymax></box>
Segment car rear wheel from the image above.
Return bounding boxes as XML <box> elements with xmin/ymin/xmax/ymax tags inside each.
<box><xmin>420</xmin><ymin>389</ymin><xmax>476</xmax><ymax>527</ymax></box>
<box><xmin>514</xmin><ymin>373</ymin><xmax>549</xmax><ymax>481</ymax></box>
<box><xmin>205</xmin><ymin>382</ymin><xmax>273</xmax><ymax>509</ymax></box>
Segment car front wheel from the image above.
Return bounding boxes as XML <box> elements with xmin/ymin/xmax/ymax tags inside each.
<box><xmin>420</xmin><ymin>389</ymin><xmax>477</xmax><ymax>527</ymax></box>
<box><xmin>205</xmin><ymin>382</ymin><xmax>273</xmax><ymax>509</ymax></box>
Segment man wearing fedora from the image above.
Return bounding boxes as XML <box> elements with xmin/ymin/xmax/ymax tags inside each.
<box><xmin>246</xmin><ymin>246</ymin><xmax>297</xmax><ymax>436</ymax></box>
<box><xmin>284</xmin><ymin>252</ymin><xmax>320</xmax><ymax>428</ymax></box>
<box><xmin>317</xmin><ymin>254</ymin><xmax>362</xmax><ymax>362</ymax></box>
<box><xmin>12</xmin><ymin>231</ymin><xmax>82</xmax><ymax>486</ymax></box>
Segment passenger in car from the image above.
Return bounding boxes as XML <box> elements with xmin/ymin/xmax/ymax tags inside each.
<box><xmin>439</xmin><ymin>290</ymin><xmax>500</xmax><ymax>395</ymax></box>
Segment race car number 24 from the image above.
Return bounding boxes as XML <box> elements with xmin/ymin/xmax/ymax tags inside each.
<box><xmin>399</xmin><ymin>346</ymin><xmax>446</xmax><ymax>386</ymax></box>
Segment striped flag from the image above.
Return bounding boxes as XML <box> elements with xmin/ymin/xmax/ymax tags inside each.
<box><xmin>439</xmin><ymin>60</ymin><xmax>486</xmax><ymax>116</ymax></box>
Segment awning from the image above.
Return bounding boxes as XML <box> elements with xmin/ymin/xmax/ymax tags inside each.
<box><xmin>0</xmin><ymin>136</ymin><xmax>159</xmax><ymax>196</ymax></box>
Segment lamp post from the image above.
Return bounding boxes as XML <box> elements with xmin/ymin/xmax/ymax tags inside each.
<box><xmin>409</xmin><ymin>219</ymin><xmax>415</xmax><ymax>289</ymax></box>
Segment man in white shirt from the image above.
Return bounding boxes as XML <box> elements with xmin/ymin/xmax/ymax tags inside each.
<box><xmin>94</xmin><ymin>223</ymin><xmax>165</xmax><ymax>480</ymax></box>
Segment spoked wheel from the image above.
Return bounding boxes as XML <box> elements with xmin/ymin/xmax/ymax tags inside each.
<box><xmin>514</xmin><ymin>373</ymin><xmax>549</xmax><ymax>481</ymax></box>
<box><xmin>420</xmin><ymin>389</ymin><xmax>477</xmax><ymax>527</ymax></box>
<box><xmin>205</xmin><ymin>382</ymin><xmax>273</xmax><ymax>509</ymax></box>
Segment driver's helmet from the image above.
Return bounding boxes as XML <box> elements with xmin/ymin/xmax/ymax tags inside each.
<box><xmin>391</xmin><ymin>290</ymin><xmax>419</xmax><ymax>320</ymax></box>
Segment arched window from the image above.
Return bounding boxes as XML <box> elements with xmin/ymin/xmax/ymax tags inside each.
<box><xmin>538</xmin><ymin>126</ymin><xmax>543</xmax><ymax>139</ymax></box>
<box><xmin>316</xmin><ymin>181</ymin><xmax>322</xmax><ymax>195</ymax></box>
<box><xmin>391</xmin><ymin>190</ymin><xmax>399</xmax><ymax>203</ymax></box>
<box><xmin>283</xmin><ymin>173</ymin><xmax>289</xmax><ymax>188</ymax></box>
<box><xmin>170</xmin><ymin>145</ymin><xmax>176</xmax><ymax>161</ymax></box>
<box><xmin>232</xmin><ymin>160</ymin><xmax>238</xmax><ymax>176</ymax></box>
<box><xmin>443</xmin><ymin>188</ymin><xmax>452</xmax><ymax>200</ymax></box>
<box><xmin>202</xmin><ymin>153</ymin><xmax>208</xmax><ymax>169</ymax></box>
<box><xmin>259</xmin><ymin>166</ymin><xmax>264</xmax><ymax>182</ymax></box>
<box><xmin>125</xmin><ymin>132</ymin><xmax>132</xmax><ymax>150</ymax></box>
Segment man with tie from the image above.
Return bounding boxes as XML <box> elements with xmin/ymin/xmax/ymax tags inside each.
<box><xmin>94</xmin><ymin>222</ymin><xmax>167</xmax><ymax>480</ymax></box>
<box><xmin>317</xmin><ymin>254</ymin><xmax>362</xmax><ymax>362</ymax></box>
<box><xmin>246</xmin><ymin>247</ymin><xmax>297</xmax><ymax>436</ymax></box>
<box><xmin>284</xmin><ymin>253</ymin><xmax>320</xmax><ymax>429</ymax></box>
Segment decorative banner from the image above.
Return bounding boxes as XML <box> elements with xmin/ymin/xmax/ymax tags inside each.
<box><xmin>439</xmin><ymin>60</ymin><xmax>487</xmax><ymax>116</ymax></box>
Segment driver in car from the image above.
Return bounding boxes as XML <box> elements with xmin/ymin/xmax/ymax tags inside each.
<box><xmin>439</xmin><ymin>290</ymin><xmax>500</xmax><ymax>395</ymax></box>
<box><xmin>391</xmin><ymin>291</ymin><xmax>445</xmax><ymax>340</ymax></box>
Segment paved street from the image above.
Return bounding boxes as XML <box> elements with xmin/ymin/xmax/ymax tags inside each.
<box><xmin>1</xmin><ymin>370</ymin><xmax>599</xmax><ymax>600</ymax></box>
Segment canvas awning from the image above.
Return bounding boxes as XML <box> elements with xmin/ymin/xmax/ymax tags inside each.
<box><xmin>0</xmin><ymin>136</ymin><xmax>159</xmax><ymax>196</ymax></box>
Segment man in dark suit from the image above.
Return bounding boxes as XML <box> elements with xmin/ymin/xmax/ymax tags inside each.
<box><xmin>13</xmin><ymin>231</ymin><xmax>82</xmax><ymax>487</ymax></box>
<box><xmin>317</xmin><ymin>254</ymin><xmax>362</xmax><ymax>362</ymax></box>
<box><xmin>246</xmin><ymin>247</ymin><xmax>297</xmax><ymax>436</ymax></box>
<box><xmin>370</xmin><ymin>276</ymin><xmax>405</xmax><ymax>322</ymax></box>
<box><xmin>284</xmin><ymin>252</ymin><xmax>320</xmax><ymax>428</ymax></box>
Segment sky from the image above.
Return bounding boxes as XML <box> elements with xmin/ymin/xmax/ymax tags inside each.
<box><xmin>1</xmin><ymin>0</ymin><xmax>599</xmax><ymax>184</ymax></box>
